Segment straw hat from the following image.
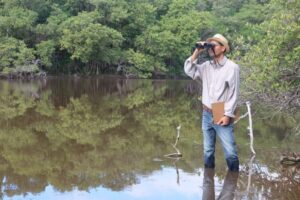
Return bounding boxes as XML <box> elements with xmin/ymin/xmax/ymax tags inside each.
<box><xmin>206</xmin><ymin>34</ymin><xmax>230</xmax><ymax>53</ymax></box>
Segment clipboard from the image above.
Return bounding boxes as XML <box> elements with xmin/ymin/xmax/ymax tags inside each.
<box><xmin>211</xmin><ymin>102</ymin><xmax>225</xmax><ymax>124</ymax></box>
<box><xmin>211</xmin><ymin>102</ymin><xmax>239</xmax><ymax>124</ymax></box>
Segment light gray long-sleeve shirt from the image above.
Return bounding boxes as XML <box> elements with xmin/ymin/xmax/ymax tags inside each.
<box><xmin>184</xmin><ymin>56</ymin><xmax>239</xmax><ymax>118</ymax></box>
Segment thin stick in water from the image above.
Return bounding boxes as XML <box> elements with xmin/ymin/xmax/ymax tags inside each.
<box><xmin>246</xmin><ymin>101</ymin><xmax>256</xmax><ymax>155</ymax></box>
<box><xmin>165</xmin><ymin>125</ymin><xmax>182</xmax><ymax>157</ymax></box>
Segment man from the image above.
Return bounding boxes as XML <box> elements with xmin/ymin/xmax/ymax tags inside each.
<box><xmin>184</xmin><ymin>34</ymin><xmax>239</xmax><ymax>171</ymax></box>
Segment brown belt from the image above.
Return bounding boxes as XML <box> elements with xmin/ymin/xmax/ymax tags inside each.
<box><xmin>203</xmin><ymin>104</ymin><xmax>212</xmax><ymax>113</ymax></box>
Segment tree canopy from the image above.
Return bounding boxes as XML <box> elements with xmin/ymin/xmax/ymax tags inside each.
<box><xmin>0</xmin><ymin>0</ymin><xmax>299</xmax><ymax>106</ymax></box>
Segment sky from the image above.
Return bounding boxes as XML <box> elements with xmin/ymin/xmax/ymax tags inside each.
<box><xmin>4</xmin><ymin>167</ymin><xmax>225</xmax><ymax>200</ymax></box>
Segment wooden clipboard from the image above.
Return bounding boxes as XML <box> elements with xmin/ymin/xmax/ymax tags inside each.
<box><xmin>211</xmin><ymin>102</ymin><xmax>239</xmax><ymax>124</ymax></box>
<box><xmin>211</xmin><ymin>102</ymin><xmax>225</xmax><ymax>124</ymax></box>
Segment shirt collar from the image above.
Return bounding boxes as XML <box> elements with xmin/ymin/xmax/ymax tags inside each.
<box><xmin>210</xmin><ymin>56</ymin><xmax>227</xmax><ymax>68</ymax></box>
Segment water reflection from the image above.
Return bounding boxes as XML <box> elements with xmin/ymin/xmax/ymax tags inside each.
<box><xmin>202</xmin><ymin>169</ymin><xmax>238</xmax><ymax>200</ymax></box>
<box><xmin>0</xmin><ymin>76</ymin><xmax>299</xmax><ymax>200</ymax></box>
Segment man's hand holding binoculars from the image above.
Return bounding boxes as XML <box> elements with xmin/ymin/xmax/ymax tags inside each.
<box><xmin>191</xmin><ymin>41</ymin><xmax>215</xmax><ymax>63</ymax></box>
<box><xmin>191</xmin><ymin>41</ymin><xmax>205</xmax><ymax>63</ymax></box>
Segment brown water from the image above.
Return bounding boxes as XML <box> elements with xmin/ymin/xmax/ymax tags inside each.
<box><xmin>0</xmin><ymin>76</ymin><xmax>299</xmax><ymax>200</ymax></box>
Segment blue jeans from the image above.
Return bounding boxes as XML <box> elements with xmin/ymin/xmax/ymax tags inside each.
<box><xmin>202</xmin><ymin>110</ymin><xmax>239</xmax><ymax>171</ymax></box>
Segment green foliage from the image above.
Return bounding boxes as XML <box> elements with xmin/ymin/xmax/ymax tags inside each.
<box><xmin>90</xmin><ymin>0</ymin><xmax>129</xmax><ymax>26</ymax></box>
<box><xmin>166</xmin><ymin>0</ymin><xmax>198</xmax><ymax>17</ymax></box>
<box><xmin>36</xmin><ymin>40</ymin><xmax>56</xmax><ymax>68</ymax></box>
<box><xmin>124</xmin><ymin>49</ymin><xmax>166</xmax><ymax>78</ymax></box>
<box><xmin>0</xmin><ymin>7</ymin><xmax>37</xmax><ymax>39</ymax></box>
<box><xmin>210</xmin><ymin>0</ymin><xmax>248</xmax><ymax>17</ymax></box>
<box><xmin>0</xmin><ymin>37</ymin><xmax>35</xmax><ymax>71</ymax></box>
<box><xmin>0</xmin><ymin>0</ymin><xmax>51</xmax><ymax>23</ymax></box>
<box><xmin>0</xmin><ymin>0</ymin><xmax>298</xmax><ymax>103</ymax></box>
<box><xmin>35</xmin><ymin>5</ymin><xmax>68</xmax><ymax>39</ymax></box>
<box><xmin>63</xmin><ymin>0</ymin><xmax>94</xmax><ymax>15</ymax></box>
<box><xmin>59</xmin><ymin>11</ymin><xmax>123</xmax><ymax>64</ymax></box>
<box><xmin>240</xmin><ymin>0</ymin><xmax>300</xmax><ymax>94</ymax></box>
<box><xmin>121</xmin><ymin>1</ymin><xmax>157</xmax><ymax>46</ymax></box>
<box><xmin>135</xmin><ymin>10</ymin><xmax>219</xmax><ymax>74</ymax></box>
<box><xmin>15</xmin><ymin>64</ymin><xmax>39</xmax><ymax>73</ymax></box>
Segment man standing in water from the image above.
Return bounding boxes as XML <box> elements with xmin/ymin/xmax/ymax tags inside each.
<box><xmin>184</xmin><ymin>34</ymin><xmax>239</xmax><ymax>171</ymax></box>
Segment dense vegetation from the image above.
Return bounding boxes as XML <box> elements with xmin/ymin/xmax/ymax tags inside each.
<box><xmin>0</xmin><ymin>0</ymin><xmax>299</xmax><ymax>106</ymax></box>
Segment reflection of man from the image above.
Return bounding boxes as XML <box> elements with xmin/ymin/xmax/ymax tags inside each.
<box><xmin>202</xmin><ymin>168</ymin><xmax>239</xmax><ymax>200</ymax></box>
<box><xmin>184</xmin><ymin>34</ymin><xmax>239</xmax><ymax>171</ymax></box>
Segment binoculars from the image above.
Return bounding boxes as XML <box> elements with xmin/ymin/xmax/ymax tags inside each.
<box><xmin>195</xmin><ymin>42</ymin><xmax>215</xmax><ymax>49</ymax></box>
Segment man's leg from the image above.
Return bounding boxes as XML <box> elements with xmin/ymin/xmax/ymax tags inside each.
<box><xmin>202</xmin><ymin>110</ymin><xmax>217</xmax><ymax>168</ymax></box>
<box><xmin>214</xmin><ymin>123</ymin><xmax>239</xmax><ymax>171</ymax></box>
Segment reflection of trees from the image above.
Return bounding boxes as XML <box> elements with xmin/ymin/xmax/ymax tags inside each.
<box><xmin>0</xmin><ymin>78</ymin><xmax>201</xmax><ymax>196</ymax></box>
<box><xmin>234</xmin><ymin>104</ymin><xmax>300</xmax><ymax>199</ymax></box>
<box><xmin>55</xmin><ymin>95</ymin><xmax>124</xmax><ymax>145</ymax></box>
<box><xmin>234</xmin><ymin>105</ymin><xmax>300</xmax><ymax>166</ymax></box>
<box><xmin>0</xmin><ymin>81</ymin><xmax>35</xmax><ymax>120</ymax></box>
<box><xmin>238</xmin><ymin>164</ymin><xmax>300</xmax><ymax>199</ymax></box>
<box><xmin>0</xmin><ymin>77</ymin><xmax>299</xmax><ymax>198</ymax></box>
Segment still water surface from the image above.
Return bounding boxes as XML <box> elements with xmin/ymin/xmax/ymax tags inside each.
<box><xmin>0</xmin><ymin>76</ymin><xmax>299</xmax><ymax>200</ymax></box>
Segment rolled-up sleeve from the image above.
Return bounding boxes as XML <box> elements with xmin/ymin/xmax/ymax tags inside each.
<box><xmin>224</xmin><ymin>65</ymin><xmax>240</xmax><ymax>118</ymax></box>
<box><xmin>184</xmin><ymin>56</ymin><xmax>205</xmax><ymax>80</ymax></box>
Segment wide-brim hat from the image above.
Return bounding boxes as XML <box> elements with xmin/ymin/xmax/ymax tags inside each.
<box><xmin>206</xmin><ymin>34</ymin><xmax>230</xmax><ymax>53</ymax></box>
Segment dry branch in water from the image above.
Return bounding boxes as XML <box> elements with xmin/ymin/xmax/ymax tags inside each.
<box><xmin>246</xmin><ymin>101</ymin><xmax>256</xmax><ymax>155</ymax></box>
<box><xmin>164</xmin><ymin>125</ymin><xmax>182</xmax><ymax>158</ymax></box>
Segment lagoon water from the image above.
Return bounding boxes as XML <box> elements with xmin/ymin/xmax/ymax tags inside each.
<box><xmin>0</xmin><ymin>76</ymin><xmax>299</xmax><ymax>200</ymax></box>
